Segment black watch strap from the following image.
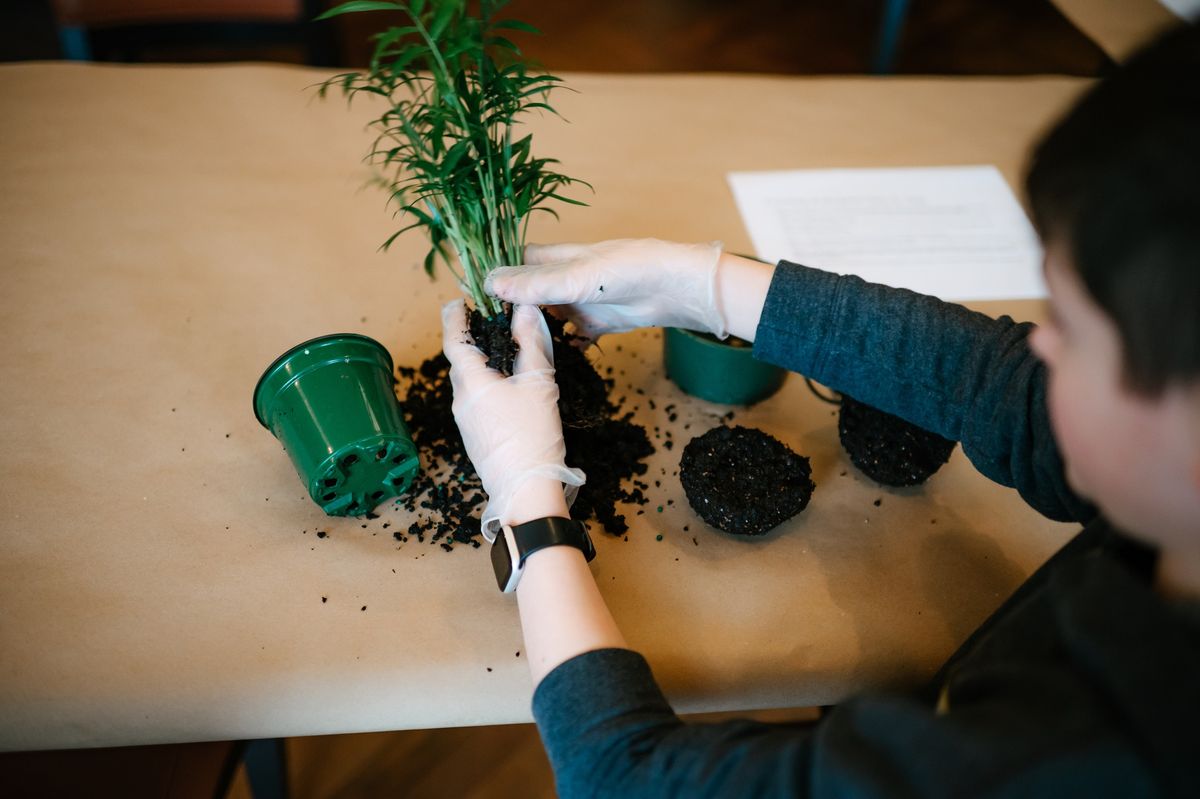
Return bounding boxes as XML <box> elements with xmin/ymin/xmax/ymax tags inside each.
<box><xmin>491</xmin><ymin>516</ymin><xmax>595</xmax><ymax>593</ymax></box>
<box><xmin>511</xmin><ymin>516</ymin><xmax>595</xmax><ymax>565</ymax></box>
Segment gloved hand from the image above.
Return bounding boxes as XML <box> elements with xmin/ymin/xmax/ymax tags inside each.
<box><xmin>441</xmin><ymin>299</ymin><xmax>586</xmax><ymax>542</ymax></box>
<box><xmin>483</xmin><ymin>239</ymin><xmax>727</xmax><ymax>341</ymax></box>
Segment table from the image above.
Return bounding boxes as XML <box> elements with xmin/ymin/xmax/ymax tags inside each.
<box><xmin>0</xmin><ymin>63</ymin><xmax>1088</xmax><ymax>751</ymax></box>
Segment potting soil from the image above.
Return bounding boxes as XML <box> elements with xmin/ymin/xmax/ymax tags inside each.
<box><xmin>393</xmin><ymin>311</ymin><xmax>654</xmax><ymax>547</ymax></box>
<box><xmin>837</xmin><ymin>394</ymin><xmax>956</xmax><ymax>486</ymax></box>
<box><xmin>468</xmin><ymin>305</ymin><xmax>520</xmax><ymax>375</ymax></box>
<box><xmin>679</xmin><ymin>425</ymin><xmax>815</xmax><ymax>536</ymax></box>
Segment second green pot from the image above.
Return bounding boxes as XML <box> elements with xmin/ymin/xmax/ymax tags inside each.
<box><xmin>254</xmin><ymin>334</ymin><xmax>420</xmax><ymax>516</ymax></box>
<box><xmin>663</xmin><ymin>327</ymin><xmax>787</xmax><ymax>406</ymax></box>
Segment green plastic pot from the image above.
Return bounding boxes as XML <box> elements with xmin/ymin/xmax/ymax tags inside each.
<box><xmin>253</xmin><ymin>334</ymin><xmax>420</xmax><ymax>516</ymax></box>
<box><xmin>663</xmin><ymin>327</ymin><xmax>787</xmax><ymax>406</ymax></box>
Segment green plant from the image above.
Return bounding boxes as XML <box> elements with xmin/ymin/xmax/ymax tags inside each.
<box><xmin>315</xmin><ymin>0</ymin><xmax>588</xmax><ymax>318</ymax></box>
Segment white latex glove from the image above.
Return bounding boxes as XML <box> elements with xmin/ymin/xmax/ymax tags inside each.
<box><xmin>441</xmin><ymin>299</ymin><xmax>586</xmax><ymax>542</ymax></box>
<box><xmin>483</xmin><ymin>238</ymin><xmax>727</xmax><ymax>341</ymax></box>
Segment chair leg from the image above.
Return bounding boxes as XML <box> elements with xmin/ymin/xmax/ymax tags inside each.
<box><xmin>58</xmin><ymin>26</ymin><xmax>92</xmax><ymax>60</ymax></box>
<box><xmin>302</xmin><ymin>0</ymin><xmax>340</xmax><ymax>66</ymax></box>
<box><xmin>872</xmin><ymin>0</ymin><xmax>910</xmax><ymax>74</ymax></box>
<box><xmin>243</xmin><ymin>738</ymin><xmax>289</xmax><ymax>799</ymax></box>
<box><xmin>214</xmin><ymin>741</ymin><xmax>246</xmax><ymax>799</ymax></box>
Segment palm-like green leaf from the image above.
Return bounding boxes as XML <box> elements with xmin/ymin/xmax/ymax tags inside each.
<box><xmin>314</xmin><ymin>0</ymin><xmax>587</xmax><ymax>317</ymax></box>
<box><xmin>314</xmin><ymin>1</ymin><xmax>401</xmax><ymax>22</ymax></box>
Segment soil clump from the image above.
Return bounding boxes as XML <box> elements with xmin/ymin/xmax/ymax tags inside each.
<box><xmin>679</xmin><ymin>425</ymin><xmax>815</xmax><ymax>536</ymax></box>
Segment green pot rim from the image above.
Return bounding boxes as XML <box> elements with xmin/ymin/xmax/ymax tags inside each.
<box><xmin>667</xmin><ymin>327</ymin><xmax>754</xmax><ymax>351</ymax></box>
<box><xmin>663</xmin><ymin>326</ymin><xmax>785</xmax><ymax>405</ymax></box>
<box><xmin>252</xmin><ymin>333</ymin><xmax>395</xmax><ymax>429</ymax></box>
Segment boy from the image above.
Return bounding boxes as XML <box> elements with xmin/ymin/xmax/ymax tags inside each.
<box><xmin>440</xmin><ymin>24</ymin><xmax>1199</xmax><ymax>797</ymax></box>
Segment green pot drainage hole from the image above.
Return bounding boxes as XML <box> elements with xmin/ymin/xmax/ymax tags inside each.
<box><xmin>254</xmin><ymin>333</ymin><xmax>421</xmax><ymax>517</ymax></box>
<box><xmin>313</xmin><ymin>441</ymin><xmax>419</xmax><ymax>516</ymax></box>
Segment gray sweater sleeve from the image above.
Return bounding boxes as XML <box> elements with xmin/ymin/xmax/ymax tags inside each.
<box><xmin>531</xmin><ymin>647</ymin><xmax>1153</xmax><ymax>799</ymax></box>
<box><xmin>529</xmin><ymin>264</ymin><xmax>1119</xmax><ymax>799</ymax></box>
<box><xmin>752</xmin><ymin>261</ymin><xmax>1095</xmax><ymax>523</ymax></box>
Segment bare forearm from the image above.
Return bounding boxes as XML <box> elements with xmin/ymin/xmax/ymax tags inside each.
<box><xmin>506</xmin><ymin>479</ymin><xmax>628</xmax><ymax>686</ymax></box>
<box><xmin>516</xmin><ymin>546</ymin><xmax>627</xmax><ymax>685</ymax></box>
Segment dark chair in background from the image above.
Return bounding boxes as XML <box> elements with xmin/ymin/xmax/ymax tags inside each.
<box><xmin>49</xmin><ymin>0</ymin><xmax>337</xmax><ymax>65</ymax></box>
<box><xmin>875</xmin><ymin>0</ymin><xmax>911</xmax><ymax>73</ymax></box>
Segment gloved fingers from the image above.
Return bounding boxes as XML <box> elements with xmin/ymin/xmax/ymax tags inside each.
<box><xmin>511</xmin><ymin>304</ymin><xmax>555</xmax><ymax>375</ymax></box>
<box><xmin>440</xmin><ymin>299</ymin><xmax>487</xmax><ymax>368</ymax></box>
<box><xmin>483</xmin><ymin>266</ymin><xmax>532</xmax><ymax>303</ymax></box>
<box><xmin>523</xmin><ymin>242</ymin><xmax>590</xmax><ymax>265</ymax></box>
<box><xmin>566</xmin><ymin>305</ymin><xmax>635</xmax><ymax>341</ymax></box>
<box><xmin>441</xmin><ymin>299</ymin><xmax>496</xmax><ymax>394</ymax></box>
<box><xmin>486</xmin><ymin>260</ymin><xmax>604</xmax><ymax>306</ymax></box>
<box><xmin>487</xmin><ymin>262</ymin><xmax>624</xmax><ymax>309</ymax></box>
<box><xmin>522</xmin><ymin>304</ymin><xmax>599</xmax><ymax>348</ymax></box>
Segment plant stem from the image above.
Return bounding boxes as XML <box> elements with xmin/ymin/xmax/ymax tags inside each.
<box><xmin>316</xmin><ymin>0</ymin><xmax>586</xmax><ymax>321</ymax></box>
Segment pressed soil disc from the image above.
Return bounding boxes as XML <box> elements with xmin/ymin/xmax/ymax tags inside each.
<box><xmin>838</xmin><ymin>394</ymin><xmax>956</xmax><ymax>486</ymax></box>
<box><xmin>679</xmin><ymin>425</ymin><xmax>815</xmax><ymax>536</ymax></box>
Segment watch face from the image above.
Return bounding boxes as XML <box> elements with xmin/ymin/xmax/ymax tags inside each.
<box><xmin>491</xmin><ymin>530</ymin><xmax>514</xmax><ymax>592</ymax></box>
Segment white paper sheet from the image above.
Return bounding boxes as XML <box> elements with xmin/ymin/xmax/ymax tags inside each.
<box><xmin>1158</xmin><ymin>0</ymin><xmax>1200</xmax><ymax>21</ymax></box>
<box><xmin>727</xmin><ymin>165</ymin><xmax>1046</xmax><ymax>301</ymax></box>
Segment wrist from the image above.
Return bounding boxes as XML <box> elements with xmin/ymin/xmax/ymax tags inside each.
<box><xmin>502</xmin><ymin>477</ymin><xmax>570</xmax><ymax>527</ymax></box>
<box><xmin>517</xmin><ymin>543</ymin><xmax>588</xmax><ymax>594</ymax></box>
<box><xmin>716</xmin><ymin>252</ymin><xmax>775</xmax><ymax>342</ymax></box>
<box><xmin>493</xmin><ymin>506</ymin><xmax>593</xmax><ymax>594</ymax></box>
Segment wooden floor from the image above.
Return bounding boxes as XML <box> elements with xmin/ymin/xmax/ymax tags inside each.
<box><xmin>268</xmin><ymin>724</ymin><xmax>556</xmax><ymax>799</ymax></box>
<box><xmin>1</xmin><ymin>1</ymin><xmax>1104</xmax><ymax>797</ymax></box>
<box><xmin>5</xmin><ymin>0</ymin><xmax>1107</xmax><ymax>75</ymax></box>
<box><xmin>337</xmin><ymin>0</ymin><xmax>1108</xmax><ymax>75</ymax></box>
<box><xmin>223</xmin><ymin>707</ymin><xmax>820</xmax><ymax>799</ymax></box>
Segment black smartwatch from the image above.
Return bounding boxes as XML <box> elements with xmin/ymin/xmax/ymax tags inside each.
<box><xmin>491</xmin><ymin>516</ymin><xmax>595</xmax><ymax>593</ymax></box>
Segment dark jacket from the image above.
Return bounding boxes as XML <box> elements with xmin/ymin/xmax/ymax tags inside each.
<box><xmin>531</xmin><ymin>262</ymin><xmax>1200</xmax><ymax>798</ymax></box>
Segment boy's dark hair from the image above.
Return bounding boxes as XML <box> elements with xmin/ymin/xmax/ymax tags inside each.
<box><xmin>1026</xmin><ymin>23</ymin><xmax>1200</xmax><ymax>396</ymax></box>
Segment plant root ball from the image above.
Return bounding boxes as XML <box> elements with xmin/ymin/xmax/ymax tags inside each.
<box><xmin>468</xmin><ymin>304</ymin><xmax>519</xmax><ymax>375</ymax></box>
<box><xmin>838</xmin><ymin>394</ymin><xmax>956</xmax><ymax>486</ymax></box>
<box><xmin>679</xmin><ymin>425</ymin><xmax>815</xmax><ymax>536</ymax></box>
<box><xmin>399</xmin><ymin>306</ymin><xmax>652</xmax><ymax>541</ymax></box>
